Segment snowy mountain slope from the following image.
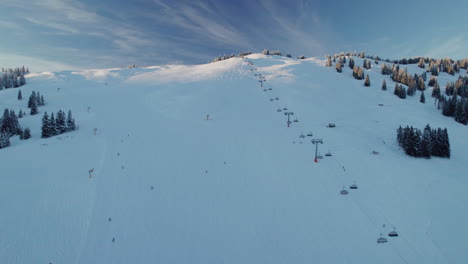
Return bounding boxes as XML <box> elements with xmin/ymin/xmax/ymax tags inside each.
<box><xmin>0</xmin><ymin>54</ymin><xmax>467</xmax><ymax>264</ymax></box>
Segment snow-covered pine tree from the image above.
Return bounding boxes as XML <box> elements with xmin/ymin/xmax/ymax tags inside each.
<box><xmin>420</xmin><ymin>125</ymin><xmax>432</xmax><ymax>158</ymax></box>
<box><xmin>420</xmin><ymin>90</ymin><xmax>425</xmax><ymax>103</ymax></box>
<box><xmin>18</xmin><ymin>90</ymin><xmax>22</xmax><ymax>100</ymax></box>
<box><xmin>23</xmin><ymin>128</ymin><xmax>31</xmax><ymax>140</ymax></box>
<box><xmin>56</xmin><ymin>110</ymin><xmax>66</xmax><ymax>134</ymax></box>
<box><xmin>49</xmin><ymin>112</ymin><xmax>58</xmax><ymax>136</ymax></box>
<box><xmin>382</xmin><ymin>79</ymin><xmax>387</xmax><ymax>90</ymax></box>
<box><xmin>41</xmin><ymin>112</ymin><xmax>50</xmax><ymax>138</ymax></box>
<box><xmin>0</xmin><ymin>132</ymin><xmax>10</xmax><ymax>149</ymax></box>
<box><xmin>66</xmin><ymin>110</ymin><xmax>76</xmax><ymax>131</ymax></box>
<box><xmin>30</xmin><ymin>99</ymin><xmax>38</xmax><ymax>115</ymax></box>
<box><xmin>28</xmin><ymin>91</ymin><xmax>37</xmax><ymax>108</ymax></box>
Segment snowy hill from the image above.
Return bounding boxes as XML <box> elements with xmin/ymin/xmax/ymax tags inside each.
<box><xmin>1</xmin><ymin>54</ymin><xmax>467</xmax><ymax>264</ymax></box>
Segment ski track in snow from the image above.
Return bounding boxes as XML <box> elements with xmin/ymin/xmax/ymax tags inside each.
<box><xmin>0</xmin><ymin>54</ymin><xmax>467</xmax><ymax>264</ymax></box>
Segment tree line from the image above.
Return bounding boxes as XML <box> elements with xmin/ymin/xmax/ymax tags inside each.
<box><xmin>397</xmin><ymin>125</ymin><xmax>450</xmax><ymax>158</ymax></box>
<box><xmin>0</xmin><ymin>66</ymin><xmax>28</xmax><ymax>90</ymax></box>
<box><xmin>41</xmin><ymin>110</ymin><xmax>76</xmax><ymax>138</ymax></box>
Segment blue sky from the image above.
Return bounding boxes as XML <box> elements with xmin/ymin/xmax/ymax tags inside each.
<box><xmin>0</xmin><ymin>0</ymin><xmax>466</xmax><ymax>72</ymax></box>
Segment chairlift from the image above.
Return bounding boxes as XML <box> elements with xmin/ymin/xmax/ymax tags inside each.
<box><xmin>340</xmin><ymin>187</ymin><xmax>348</xmax><ymax>195</ymax></box>
<box><xmin>349</xmin><ymin>182</ymin><xmax>358</xmax><ymax>189</ymax></box>
<box><xmin>277</xmin><ymin>108</ymin><xmax>282</xmax><ymax>112</ymax></box>
<box><xmin>270</xmin><ymin>98</ymin><xmax>274</xmax><ymax>101</ymax></box>
<box><xmin>283</xmin><ymin>107</ymin><xmax>288</xmax><ymax>111</ymax></box>
<box><xmin>388</xmin><ymin>227</ymin><xmax>399</xmax><ymax>237</ymax></box>
<box><xmin>263</xmin><ymin>89</ymin><xmax>267</xmax><ymax>91</ymax></box>
<box><xmin>377</xmin><ymin>233</ymin><xmax>388</xmax><ymax>244</ymax></box>
<box><xmin>299</xmin><ymin>133</ymin><xmax>305</xmax><ymax>138</ymax></box>
<box><xmin>325</xmin><ymin>152</ymin><xmax>332</xmax><ymax>156</ymax></box>
<box><xmin>307</xmin><ymin>132</ymin><xmax>313</xmax><ymax>137</ymax></box>
<box><xmin>275</xmin><ymin>97</ymin><xmax>279</xmax><ymax>100</ymax></box>
<box><xmin>317</xmin><ymin>155</ymin><xmax>323</xmax><ymax>159</ymax></box>
<box><xmin>293</xmin><ymin>118</ymin><xmax>298</xmax><ymax>122</ymax></box>
<box><xmin>327</xmin><ymin>123</ymin><xmax>336</xmax><ymax>128</ymax></box>
<box><xmin>268</xmin><ymin>88</ymin><xmax>272</xmax><ymax>90</ymax></box>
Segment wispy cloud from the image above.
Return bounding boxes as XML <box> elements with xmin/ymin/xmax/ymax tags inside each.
<box><xmin>0</xmin><ymin>53</ymin><xmax>81</xmax><ymax>72</ymax></box>
<box><xmin>25</xmin><ymin>17</ymin><xmax>79</xmax><ymax>34</ymax></box>
<box><xmin>152</xmin><ymin>0</ymin><xmax>251</xmax><ymax>48</ymax></box>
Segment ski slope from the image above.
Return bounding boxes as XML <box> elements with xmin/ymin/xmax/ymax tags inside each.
<box><xmin>1</xmin><ymin>54</ymin><xmax>467</xmax><ymax>264</ymax></box>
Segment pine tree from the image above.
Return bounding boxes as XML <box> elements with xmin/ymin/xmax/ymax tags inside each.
<box><xmin>0</xmin><ymin>132</ymin><xmax>10</xmax><ymax>149</ymax></box>
<box><xmin>420</xmin><ymin>91</ymin><xmax>425</xmax><ymax>103</ymax></box>
<box><xmin>382</xmin><ymin>79</ymin><xmax>387</xmax><ymax>90</ymax></box>
<box><xmin>19</xmin><ymin>74</ymin><xmax>26</xmax><ymax>86</ymax></box>
<box><xmin>349</xmin><ymin>58</ymin><xmax>355</xmax><ymax>69</ymax></box>
<box><xmin>66</xmin><ymin>110</ymin><xmax>76</xmax><ymax>131</ymax></box>
<box><xmin>364</xmin><ymin>74</ymin><xmax>370</xmax><ymax>86</ymax></box>
<box><xmin>28</xmin><ymin>92</ymin><xmax>35</xmax><ymax>108</ymax></box>
<box><xmin>420</xmin><ymin>125</ymin><xmax>432</xmax><ymax>158</ymax></box>
<box><xmin>442</xmin><ymin>129</ymin><xmax>450</xmax><ymax>158</ymax></box>
<box><xmin>41</xmin><ymin>112</ymin><xmax>50</xmax><ymax>138</ymax></box>
<box><xmin>397</xmin><ymin>126</ymin><xmax>403</xmax><ymax>145</ymax></box>
<box><xmin>458</xmin><ymin>100</ymin><xmax>468</xmax><ymax>125</ymax></box>
<box><xmin>30</xmin><ymin>99</ymin><xmax>38</xmax><ymax>115</ymax></box>
<box><xmin>335</xmin><ymin>62</ymin><xmax>342</xmax><ymax>72</ymax></box>
<box><xmin>56</xmin><ymin>110</ymin><xmax>66</xmax><ymax>134</ymax></box>
<box><xmin>50</xmin><ymin>112</ymin><xmax>58</xmax><ymax>136</ymax></box>
<box><xmin>18</xmin><ymin>90</ymin><xmax>22</xmax><ymax>100</ymax></box>
<box><xmin>23</xmin><ymin>128</ymin><xmax>31</xmax><ymax>140</ymax></box>
<box><xmin>432</xmin><ymin>81</ymin><xmax>440</xmax><ymax>98</ymax></box>
<box><xmin>40</xmin><ymin>95</ymin><xmax>45</xmax><ymax>106</ymax></box>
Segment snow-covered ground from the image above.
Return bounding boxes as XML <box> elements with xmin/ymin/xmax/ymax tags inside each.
<box><xmin>1</xmin><ymin>54</ymin><xmax>467</xmax><ymax>264</ymax></box>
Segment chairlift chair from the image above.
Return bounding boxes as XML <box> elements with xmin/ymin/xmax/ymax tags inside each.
<box><xmin>270</xmin><ymin>98</ymin><xmax>274</xmax><ymax>101</ymax></box>
<box><xmin>263</xmin><ymin>89</ymin><xmax>267</xmax><ymax>91</ymax></box>
<box><xmin>340</xmin><ymin>187</ymin><xmax>348</xmax><ymax>195</ymax></box>
<box><xmin>317</xmin><ymin>155</ymin><xmax>323</xmax><ymax>159</ymax></box>
<box><xmin>277</xmin><ymin>108</ymin><xmax>282</xmax><ymax>112</ymax></box>
<box><xmin>377</xmin><ymin>233</ymin><xmax>388</xmax><ymax>244</ymax></box>
<box><xmin>268</xmin><ymin>88</ymin><xmax>272</xmax><ymax>90</ymax></box>
<box><xmin>325</xmin><ymin>152</ymin><xmax>332</xmax><ymax>156</ymax></box>
<box><xmin>275</xmin><ymin>97</ymin><xmax>279</xmax><ymax>100</ymax></box>
<box><xmin>388</xmin><ymin>227</ymin><xmax>399</xmax><ymax>237</ymax></box>
<box><xmin>299</xmin><ymin>134</ymin><xmax>305</xmax><ymax>138</ymax></box>
<box><xmin>307</xmin><ymin>132</ymin><xmax>313</xmax><ymax>137</ymax></box>
<box><xmin>349</xmin><ymin>183</ymin><xmax>358</xmax><ymax>189</ymax></box>
<box><xmin>283</xmin><ymin>107</ymin><xmax>288</xmax><ymax>111</ymax></box>
<box><xmin>293</xmin><ymin>118</ymin><xmax>298</xmax><ymax>122</ymax></box>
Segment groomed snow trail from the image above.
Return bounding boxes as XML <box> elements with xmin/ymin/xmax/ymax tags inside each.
<box><xmin>1</xmin><ymin>55</ymin><xmax>467</xmax><ymax>264</ymax></box>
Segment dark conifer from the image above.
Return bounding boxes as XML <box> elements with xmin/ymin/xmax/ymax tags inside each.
<box><xmin>18</xmin><ymin>90</ymin><xmax>22</xmax><ymax>100</ymax></box>
<box><xmin>66</xmin><ymin>110</ymin><xmax>76</xmax><ymax>131</ymax></box>
<box><xmin>364</xmin><ymin>74</ymin><xmax>370</xmax><ymax>86</ymax></box>
<box><xmin>41</xmin><ymin>112</ymin><xmax>50</xmax><ymax>138</ymax></box>
<box><xmin>420</xmin><ymin>91</ymin><xmax>425</xmax><ymax>103</ymax></box>
<box><xmin>23</xmin><ymin>128</ymin><xmax>31</xmax><ymax>140</ymax></box>
<box><xmin>30</xmin><ymin>99</ymin><xmax>38</xmax><ymax>115</ymax></box>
